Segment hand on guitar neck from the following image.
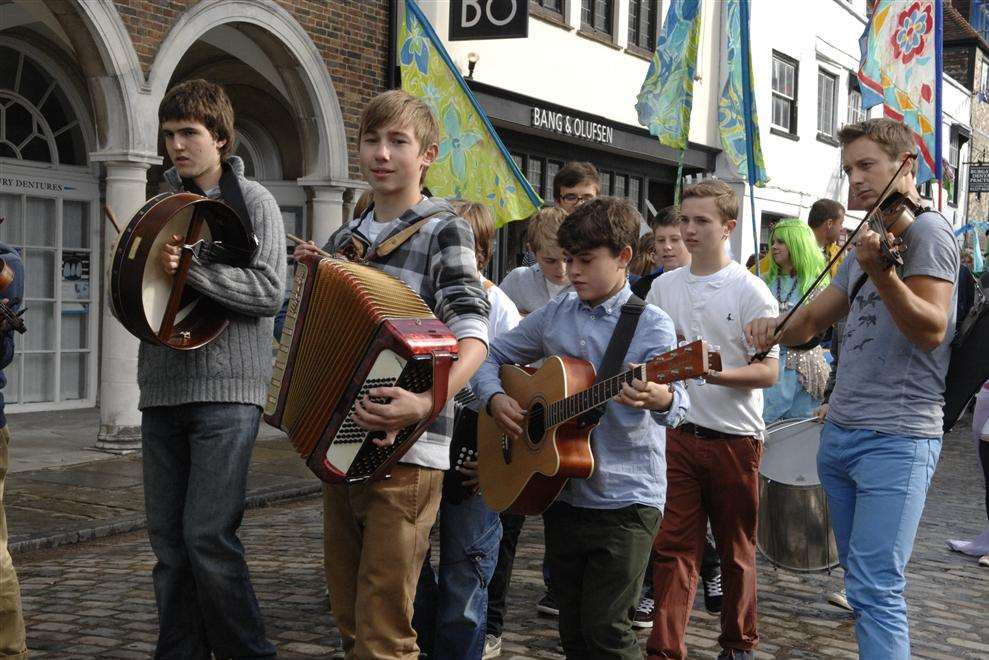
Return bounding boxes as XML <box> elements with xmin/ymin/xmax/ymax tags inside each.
<box><xmin>489</xmin><ymin>374</ymin><xmax>675</xmax><ymax>440</ymax></box>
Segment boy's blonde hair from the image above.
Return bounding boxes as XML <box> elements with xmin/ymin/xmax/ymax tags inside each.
<box><xmin>681</xmin><ymin>179</ymin><xmax>739</xmax><ymax>224</ymax></box>
<box><xmin>450</xmin><ymin>200</ymin><xmax>495</xmax><ymax>270</ymax></box>
<box><xmin>359</xmin><ymin>90</ymin><xmax>438</xmax><ymax>154</ymax></box>
<box><xmin>526</xmin><ymin>206</ymin><xmax>568</xmax><ymax>254</ymax></box>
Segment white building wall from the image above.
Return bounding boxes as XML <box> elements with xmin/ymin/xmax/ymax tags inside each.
<box><xmin>420</xmin><ymin>0</ymin><xmax>722</xmax><ymax>149</ymax></box>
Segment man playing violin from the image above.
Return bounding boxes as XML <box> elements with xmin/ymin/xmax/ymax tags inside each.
<box><xmin>747</xmin><ymin>118</ymin><xmax>958</xmax><ymax>660</ymax></box>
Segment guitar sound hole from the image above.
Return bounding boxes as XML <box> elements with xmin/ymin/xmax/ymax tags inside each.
<box><xmin>527</xmin><ymin>402</ymin><xmax>546</xmax><ymax>445</ymax></box>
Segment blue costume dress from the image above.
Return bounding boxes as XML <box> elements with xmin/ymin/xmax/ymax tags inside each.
<box><xmin>763</xmin><ymin>275</ymin><xmax>830</xmax><ymax>424</ymax></box>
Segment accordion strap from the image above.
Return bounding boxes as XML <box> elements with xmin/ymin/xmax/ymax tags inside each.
<box><xmin>373</xmin><ymin>209</ymin><xmax>455</xmax><ymax>259</ymax></box>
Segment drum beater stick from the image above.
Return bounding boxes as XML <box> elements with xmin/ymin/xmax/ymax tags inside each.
<box><xmin>287</xmin><ymin>233</ymin><xmax>333</xmax><ymax>258</ymax></box>
<box><xmin>104</xmin><ymin>205</ymin><xmax>122</xmax><ymax>235</ymax></box>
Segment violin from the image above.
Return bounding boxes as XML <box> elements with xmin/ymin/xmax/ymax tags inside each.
<box><xmin>0</xmin><ymin>257</ymin><xmax>26</xmax><ymax>335</ymax></box>
<box><xmin>864</xmin><ymin>190</ymin><xmax>922</xmax><ymax>269</ymax></box>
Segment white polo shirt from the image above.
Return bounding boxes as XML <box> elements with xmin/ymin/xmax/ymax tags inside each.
<box><xmin>647</xmin><ymin>261</ymin><xmax>779</xmax><ymax>438</ymax></box>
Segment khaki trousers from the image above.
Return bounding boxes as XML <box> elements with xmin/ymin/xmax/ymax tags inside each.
<box><xmin>0</xmin><ymin>426</ymin><xmax>28</xmax><ymax>659</ymax></box>
<box><xmin>323</xmin><ymin>464</ymin><xmax>442</xmax><ymax>660</ymax></box>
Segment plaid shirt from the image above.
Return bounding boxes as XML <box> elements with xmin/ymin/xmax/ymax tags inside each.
<box><xmin>324</xmin><ymin>196</ymin><xmax>490</xmax><ymax>469</ymax></box>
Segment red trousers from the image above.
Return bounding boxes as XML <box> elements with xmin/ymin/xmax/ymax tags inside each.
<box><xmin>647</xmin><ymin>427</ymin><xmax>762</xmax><ymax>659</ymax></box>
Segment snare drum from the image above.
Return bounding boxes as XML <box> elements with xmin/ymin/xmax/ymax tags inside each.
<box><xmin>757</xmin><ymin>418</ymin><xmax>839</xmax><ymax>572</ymax></box>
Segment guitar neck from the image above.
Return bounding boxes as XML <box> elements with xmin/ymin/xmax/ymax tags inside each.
<box><xmin>546</xmin><ymin>365</ymin><xmax>645</xmax><ymax>428</ymax></box>
<box><xmin>543</xmin><ymin>340</ymin><xmax>714</xmax><ymax>428</ymax></box>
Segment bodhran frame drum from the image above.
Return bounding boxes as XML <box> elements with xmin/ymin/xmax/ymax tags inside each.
<box><xmin>109</xmin><ymin>192</ymin><xmax>257</xmax><ymax>350</ymax></box>
<box><xmin>757</xmin><ymin>417</ymin><xmax>839</xmax><ymax>572</ymax></box>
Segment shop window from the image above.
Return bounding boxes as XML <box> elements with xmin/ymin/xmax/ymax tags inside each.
<box><xmin>628</xmin><ymin>0</ymin><xmax>660</xmax><ymax>51</ymax></box>
<box><xmin>582</xmin><ymin>0</ymin><xmax>614</xmax><ymax>36</ymax></box>
<box><xmin>629</xmin><ymin>176</ymin><xmax>642</xmax><ymax>211</ymax></box>
<box><xmin>526</xmin><ymin>157</ymin><xmax>545</xmax><ymax>200</ymax></box>
<box><xmin>817</xmin><ymin>69</ymin><xmax>838</xmax><ymax>140</ymax></box>
<box><xmin>0</xmin><ymin>46</ymin><xmax>86</xmax><ymax>166</ymax></box>
<box><xmin>613</xmin><ymin>173</ymin><xmax>627</xmax><ymax>199</ymax></box>
<box><xmin>546</xmin><ymin>160</ymin><xmax>562</xmax><ymax>200</ymax></box>
<box><xmin>771</xmin><ymin>51</ymin><xmax>798</xmax><ymax>135</ymax></box>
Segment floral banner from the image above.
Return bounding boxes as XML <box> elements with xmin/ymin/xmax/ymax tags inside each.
<box><xmin>718</xmin><ymin>0</ymin><xmax>768</xmax><ymax>187</ymax></box>
<box><xmin>399</xmin><ymin>0</ymin><xmax>541</xmax><ymax>227</ymax></box>
<box><xmin>635</xmin><ymin>0</ymin><xmax>702</xmax><ymax>150</ymax></box>
<box><xmin>858</xmin><ymin>0</ymin><xmax>943</xmax><ymax>184</ymax></box>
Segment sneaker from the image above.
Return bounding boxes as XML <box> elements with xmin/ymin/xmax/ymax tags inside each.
<box><xmin>827</xmin><ymin>589</ymin><xmax>853</xmax><ymax>611</ymax></box>
<box><xmin>536</xmin><ymin>592</ymin><xmax>560</xmax><ymax>617</ymax></box>
<box><xmin>979</xmin><ymin>554</ymin><xmax>989</xmax><ymax>567</ymax></box>
<box><xmin>703</xmin><ymin>572</ymin><xmax>723</xmax><ymax>614</ymax></box>
<box><xmin>483</xmin><ymin>634</ymin><xmax>502</xmax><ymax>659</ymax></box>
<box><xmin>632</xmin><ymin>595</ymin><xmax>655</xmax><ymax>629</ymax></box>
<box><xmin>717</xmin><ymin>650</ymin><xmax>754</xmax><ymax>660</ymax></box>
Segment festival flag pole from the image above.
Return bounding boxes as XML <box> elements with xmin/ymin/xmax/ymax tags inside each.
<box><xmin>738</xmin><ymin>0</ymin><xmax>761</xmax><ymax>277</ymax></box>
<box><xmin>935</xmin><ymin>0</ymin><xmax>944</xmax><ymax>212</ymax></box>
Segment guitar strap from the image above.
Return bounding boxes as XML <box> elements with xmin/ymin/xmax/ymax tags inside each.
<box><xmin>576</xmin><ymin>294</ymin><xmax>646</xmax><ymax>428</ymax></box>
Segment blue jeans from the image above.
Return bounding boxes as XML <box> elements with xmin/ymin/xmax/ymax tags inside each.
<box><xmin>413</xmin><ymin>492</ymin><xmax>502</xmax><ymax>659</ymax></box>
<box><xmin>142</xmin><ymin>403</ymin><xmax>275</xmax><ymax>660</ymax></box>
<box><xmin>817</xmin><ymin>422</ymin><xmax>941</xmax><ymax>660</ymax></box>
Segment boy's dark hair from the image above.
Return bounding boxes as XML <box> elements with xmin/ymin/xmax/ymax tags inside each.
<box><xmin>647</xmin><ymin>205</ymin><xmax>680</xmax><ymax>230</ymax></box>
<box><xmin>553</xmin><ymin>161</ymin><xmax>601</xmax><ymax>200</ymax></box>
<box><xmin>807</xmin><ymin>198</ymin><xmax>845</xmax><ymax>229</ymax></box>
<box><xmin>159</xmin><ymin>79</ymin><xmax>236</xmax><ymax>159</ymax></box>
<box><xmin>557</xmin><ymin>197</ymin><xmax>641</xmax><ymax>257</ymax></box>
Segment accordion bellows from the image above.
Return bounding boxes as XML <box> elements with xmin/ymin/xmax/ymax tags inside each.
<box><xmin>265</xmin><ymin>255</ymin><xmax>458</xmax><ymax>483</ymax></box>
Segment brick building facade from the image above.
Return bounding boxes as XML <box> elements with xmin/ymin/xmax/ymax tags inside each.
<box><xmin>0</xmin><ymin>0</ymin><xmax>390</xmax><ymax>445</ymax></box>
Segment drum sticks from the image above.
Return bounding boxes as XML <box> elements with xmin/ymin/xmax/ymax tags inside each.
<box><xmin>104</xmin><ymin>205</ymin><xmax>122</xmax><ymax>235</ymax></box>
<box><xmin>287</xmin><ymin>233</ymin><xmax>333</xmax><ymax>258</ymax></box>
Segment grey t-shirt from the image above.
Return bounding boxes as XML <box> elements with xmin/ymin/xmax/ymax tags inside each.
<box><xmin>826</xmin><ymin>211</ymin><xmax>959</xmax><ymax>438</ymax></box>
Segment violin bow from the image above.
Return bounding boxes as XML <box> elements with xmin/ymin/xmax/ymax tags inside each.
<box><xmin>750</xmin><ymin>154</ymin><xmax>916</xmax><ymax>362</ymax></box>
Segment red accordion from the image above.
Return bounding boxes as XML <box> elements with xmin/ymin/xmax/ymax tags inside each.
<box><xmin>264</xmin><ymin>255</ymin><xmax>458</xmax><ymax>483</ymax></box>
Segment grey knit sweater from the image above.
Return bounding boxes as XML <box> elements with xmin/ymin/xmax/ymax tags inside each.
<box><xmin>137</xmin><ymin>156</ymin><xmax>287</xmax><ymax>409</ymax></box>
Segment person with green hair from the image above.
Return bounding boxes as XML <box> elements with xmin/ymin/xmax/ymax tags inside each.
<box><xmin>761</xmin><ymin>218</ymin><xmax>833</xmax><ymax>423</ymax></box>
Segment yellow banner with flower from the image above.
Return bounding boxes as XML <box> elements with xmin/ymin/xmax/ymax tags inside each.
<box><xmin>398</xmin><ymin>0</ymin><xmax>541</xmax><ymax>227</ymax></box>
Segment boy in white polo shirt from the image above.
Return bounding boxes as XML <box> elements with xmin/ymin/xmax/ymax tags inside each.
<box><xmin>645</xmin><ymin>180</ymin><xmax>779</xmax><ymax>660</ymax></box>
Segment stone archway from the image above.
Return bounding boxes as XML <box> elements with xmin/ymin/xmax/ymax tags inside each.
<box><xmin>147</xmin><ymin>0</ymin><xmax>349</xmax><ymax>183</ymax></box>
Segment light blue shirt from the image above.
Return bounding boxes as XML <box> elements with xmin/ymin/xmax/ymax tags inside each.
<box><xmin>474</xmin><ymin>284</ymin><xmax>689</xmax><ymax>511</ymax></box>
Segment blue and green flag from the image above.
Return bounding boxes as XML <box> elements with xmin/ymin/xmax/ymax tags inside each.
<box><xmin>719</xmin><ymin>0</ymin><xmax>768</xmax><ymax>187</ymax></box>
<box><xmin>399</xmin><ymin>0</ymin><xmax>541</xmax><ymax>227</ymax></box>
<box><xmin>635</xmin><ymin>0</ymin><xmax>703</xmax><ymax>151</ymax></box>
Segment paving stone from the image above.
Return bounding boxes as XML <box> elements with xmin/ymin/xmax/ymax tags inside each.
<box><xmin>10</xmin><ymin>413</ymin><xmax>989</xmax><ymax>657</ymax></box>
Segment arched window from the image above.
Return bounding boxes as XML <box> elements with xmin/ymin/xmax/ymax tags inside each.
<box><xmin>0</xmin><ymin>45</ymin><xmax>86</xmax><ymax>166</ymax></box>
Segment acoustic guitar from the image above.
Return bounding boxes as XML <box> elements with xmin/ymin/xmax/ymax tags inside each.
<box><xmin>477</xmin><ymin>340</ymin><xmax>721</xmax><ymax>515</ymax></box>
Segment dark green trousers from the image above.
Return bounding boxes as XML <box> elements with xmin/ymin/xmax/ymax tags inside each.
<box><xmin>544</xmin><ymin>501</ymin><xmax>662</xmax><ymax>660</ymax></box>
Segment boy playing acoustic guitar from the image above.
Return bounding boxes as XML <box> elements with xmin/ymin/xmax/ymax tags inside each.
<box><xmin>474</xmin><ymin>197</ymin><xmax>689</xmax><ymax>659</ymax></box>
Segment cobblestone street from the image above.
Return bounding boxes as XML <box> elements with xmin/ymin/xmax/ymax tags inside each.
<box><xmin>11</xmin><ymin>416</ymin><xmax>989</xmax><ymax>659</ymax></box>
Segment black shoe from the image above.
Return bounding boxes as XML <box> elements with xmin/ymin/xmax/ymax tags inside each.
<box><xmin>631</xmin><ymin>595</ymin><xmax>655</xmax><ymax>629</ymax></box>
<box><xmin>703</xmin><ymin>571</ymin><xmax>723</xmax><ymax>614</ymax></box>
<box><xmin>536</xmin><ymin>592</ymin><xmax>560</xmax><ymax>617</ymax></box>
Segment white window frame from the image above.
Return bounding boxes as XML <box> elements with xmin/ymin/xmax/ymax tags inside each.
<box><xmin>817</xmin><ymin>68</ymin><xmax>838</xmax><ymax>138</ymax></box>
<box><xmin>772</xmin><ymin>52</ymin><xmax>798</xmax><ymax>134</ymax></box>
